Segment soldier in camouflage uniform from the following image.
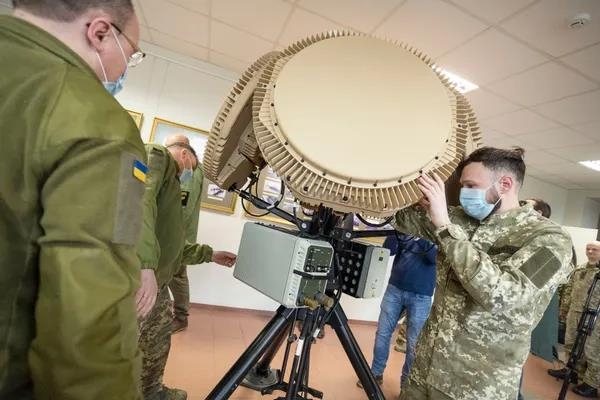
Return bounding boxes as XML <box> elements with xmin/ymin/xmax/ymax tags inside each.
<box><xmin>559</xmin><ymin>280</ymin><xmax>572</xmax><ymax>326</ymax></box>
<box><xmin>136</xmin><ymin>143</ymin><xmax>236</xmax><ymax>400</ymax></box>
<box><xmin>394</xmin><ymin>147</ymin><xmax>573</xmax><ymax>400</ymax></box>
<box><xmin>549</xmin><ymin>241</ymin><xmax>600</xmax><ymax>397</ymax></box>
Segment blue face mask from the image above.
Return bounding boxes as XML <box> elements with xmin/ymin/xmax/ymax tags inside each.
<box><xmin>459</xmin><ymin>183</ymin><xmax>501</xmax><ymax>221</ymax></box>
<box><xmin>96</xmin><ymin>27</ymin><xmax>128</xmax><ymax>96</ymax></box>
<box><xmin>102</xmin><ymin>70</ymin><xmax>127</xmax><ymax>96</ymax></box>
<box><xmin>180</xmin><ymin>168</ymin><xmax>193</xmax><ymax>184</ymax></box>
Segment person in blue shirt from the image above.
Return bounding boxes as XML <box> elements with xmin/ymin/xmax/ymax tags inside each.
<box><xmin>359</xmin><ymin>233</ymin><xmax>437</xmax><ymax>390</ymax></box>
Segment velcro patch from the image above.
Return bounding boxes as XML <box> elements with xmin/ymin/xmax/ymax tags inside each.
<box><xmin>488</xmin><ymin>245</ymin><xmax>521</xmax><ymax>256</ymax></box>
<box><xmin>519</xmin><ymin>247</ymin><xmax>562</xmax><ymax>289</ymax></box>
<box><xmin>113</xmin><ymin>152</ymin><xmax>145</xmax><ymax>245</ymax></box>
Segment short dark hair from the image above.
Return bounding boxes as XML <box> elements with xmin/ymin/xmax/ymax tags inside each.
<box><xmin>460</xmin><ymin>146</ymin><xmax>526</xmax><ymax>186</ymax></box>
<box><xmin>529</xmin><ymin>198</ymin><xmax>552</xmax><ymax>218</ymax></box>
<box><xmin>13</xmin><ymin>0</ymin><xmax>134</xmax><ymax>27</ymax></box>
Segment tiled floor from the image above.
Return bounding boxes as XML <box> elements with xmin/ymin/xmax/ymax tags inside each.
<box><xmin>164</xmin><ymin>306</ymin><xmax>589</xmax><ymax>400</ymax></box>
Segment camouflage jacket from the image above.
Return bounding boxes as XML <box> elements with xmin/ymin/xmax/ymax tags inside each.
<box><xmin>394</xmin><ymin>203</ymin><xmax>573</xmax><ymax>400</ymax></box>
<box><xmin>562</xmin><ymin>262</ymin><xmax>600</xmax><ymax>314</ymax></box>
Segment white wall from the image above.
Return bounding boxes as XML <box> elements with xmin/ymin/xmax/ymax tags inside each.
<box><xmin>520</xmin><ymin>175</ymin><xmax>569</xmax><ymax>224</ymax></box>
<box><xmin>564</xmin><ymin>190</ymin><xmax>600</xmax><ymax>230</ymax></box>
<box><xmin>581</xmin><ymin>198</ymin><xmax>600</xmax><ymax>230</ymax></box>
<box><xmin>117</xmin><ymin>42</ymin><xmax>591</xmax><ymax>322</ymax></box>
<box><xmin>563</xmin><ymin>226</ymin><xmax>599</xmax><ymax>264</ymax></box>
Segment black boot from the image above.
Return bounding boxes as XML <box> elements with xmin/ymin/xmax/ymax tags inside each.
<box><xmin>572</xmin><ymin>383</ymin><xmax>598</xmax><ymax>398</ymax></box>
<box><xmin>171</xmin><ymin>317</ymin><xmax>188</xmax><ymax>334</ymax></box>
<box><xmin>548</xmin><ymin>368</ymin><xmax>578</xmax><ymax>383</ymax></box>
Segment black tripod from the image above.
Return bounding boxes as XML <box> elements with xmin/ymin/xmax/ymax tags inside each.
<box><xmin>558</xmin><ymin>269</ymin><xmax>600</xmax><ymax>400</ymax></box>
<box><xmin>205</xmin><ymin>189</ymin><xmax>391</xmax><ymax>400</ymax></box>
<box><xmin>205</xmin><ymin>302</ymin><xmax>384</xmax><ymax>400</ymax></box>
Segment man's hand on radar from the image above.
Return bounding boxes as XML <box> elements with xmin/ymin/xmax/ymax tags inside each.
<box><xmin>136</xmin><ymin>269</ymin><xmax>158</xmax><ymax>318</ymax></box>
<box><xmin>212</xmin><ymin>251</ymin><xmax>237</xmax><ymax>268</ymax></box>
<box><xmin>418</xmin><ymin>173</ymin><xmax>451</xmax><ymax>228</ymax></box>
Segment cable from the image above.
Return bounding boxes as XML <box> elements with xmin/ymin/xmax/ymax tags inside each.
<box><xmin>356</xmin><ymin>213</ymin><xmax>393</xmax><ymax>228</ymax></box>
<box><xmin>241</xmin><ymin>197</ymin><xmax>270</xmax><ymax>217</ymax></box>
<box><xmin>241</xmin><ymin>179</ymin><xmax>270</xmax><ymax>217</ymax></box>
<box><xmin>241</xmin><ymin>175</ymin><xmax>289</xmax><ymax>218</ymax></box>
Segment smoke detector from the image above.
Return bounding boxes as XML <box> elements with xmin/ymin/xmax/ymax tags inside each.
<box><xmin>569</xmin><ymin>13</ymin><xmax>591</xmax><ymax>29</ymax></box>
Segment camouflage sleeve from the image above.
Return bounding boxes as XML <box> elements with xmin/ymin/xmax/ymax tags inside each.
<box><xmin>559</xmin><ymin>267</ymin><xmax>579</xmax><ymax>318</ymax></box>
<box><xmin>137</xmin><ymin>146</ymin><xmax>166</xmax><ymax>270</ymax></box>
<box><xmin>436</xmin><ymin>224</ymin><xmax>573</xmax><ymax>313</ymax></box>
<box><xmin>392</xmin><ymin>204</ymin><xmax>437</xmax><ymax>243</ymax></box>
<box><xmin>181</xmin><ymin>241</ymin><xmax>213</xmax><ymax>265</ymax></box>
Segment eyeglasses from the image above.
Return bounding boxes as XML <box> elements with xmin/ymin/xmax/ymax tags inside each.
<box><xmin>166</xmin><ymin>142</ymin><xmax>199</xmax><ymax>160</ymax></box>
<box><xmin>167</xmin><ymin>142</ymin><xmax>200</xmax><ymax>167</ymax></box>
<box><xmin>111</xmin><ymin>23</ymin><xmax>146</xmax><ymax>67</ymax></box>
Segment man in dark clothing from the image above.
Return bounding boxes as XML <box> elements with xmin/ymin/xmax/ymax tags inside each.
<box><xmin>359</xmin><ymin>233</ymin><xmax>436</xmax><ymax>390</ymax></box>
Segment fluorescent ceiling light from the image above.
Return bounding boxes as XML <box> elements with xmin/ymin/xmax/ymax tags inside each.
<box><xmin>434</xmin><ymin>67</ymin><xmax>479</xmax><ymax>94</ymax></box>
<box><xmin>579</xmin><ymin>160</ymin><xmax>600</xmax><ymax>172</ymax></box>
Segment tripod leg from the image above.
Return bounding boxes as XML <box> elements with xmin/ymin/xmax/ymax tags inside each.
<box><xmin>297</xmin><ymin>309</ymin><xmax>324</xmax><ymax>399</ymax></box>
<box><xmin>256</xmin><ymin>321</ymin><xmax>291</xmax><ymax>374</ymax></box>
<box><xmin>206</xmin><ymin>306</ymin><xmax>297</xmax><ymax>400</ymax></box>
<box><xmin>286</xmin><ymin>308</ymin><xmax>316</xmax><ymax>400</ymax></box>
<box><xmin>557</xmin><ymin>377</ymin><xmax>570</xmax><ymax>400</ymax></box>
<box><xmin>328</xmin><ymin>304</ymin><xmax>385</xmax><ymax>400</ymax></box>
<box><xmin>242</xmin><ymin>318</ymin><xmax>293</xmax><ymax>390</ymax></box>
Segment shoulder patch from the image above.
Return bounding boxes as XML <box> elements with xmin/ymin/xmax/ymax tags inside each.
<box><xmin>133</xmin><ymin>159</ymin><xmax>148</xmax><ymax>183</ymax></box>
<box><xmin>113</xmin><ymin>152</ymin><xmax>145</xmax><ymax>245</ymax></box>
<box><xmin>519</xmin><ymin>247</ymin><xmax>562</xmax><ymax>289</ymax></box>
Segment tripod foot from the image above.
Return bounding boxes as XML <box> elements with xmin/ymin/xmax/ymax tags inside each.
<box><xmin>573</xmin><ymin>383</ymin><xmax>598</xmax><ymax>398</ymax></box>
<box><xmin>548</xmin><ymin>368</ymin><xmax>578</xmax><ymax>383</ymax></box>
<box><xmin>241</xmin><ymin>366</ymin><xmax>280</xmax><ymax>390</ymax></box>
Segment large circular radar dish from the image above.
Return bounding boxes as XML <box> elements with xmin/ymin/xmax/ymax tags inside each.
<box><xmin>275</xmin><ymin>36</ymin><xmax>449</xmax><ymax>180</ymax></box>
<box><xmin>254</xmin><ymin>31</ymin><xmax>481</xmax><ymax>217</ymax></box>
<box><xmin>203</xmin><ymin>51</ymin><xmax>281</xmax><ymax>190</ymax></box>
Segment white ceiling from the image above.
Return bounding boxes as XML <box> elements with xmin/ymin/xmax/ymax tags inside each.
<box><xmin>2</xmin><ymin>0</ymin><xmax>599</xmax><ymax>190</ymax></box>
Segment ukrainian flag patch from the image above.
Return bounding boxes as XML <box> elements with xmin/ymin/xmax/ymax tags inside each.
<box><xmin>132</xmin><ymin>160</ymin><xmax>148</xmax><ymax>183</ymax></box>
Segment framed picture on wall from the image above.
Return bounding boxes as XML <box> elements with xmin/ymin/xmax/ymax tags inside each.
<box><xmin>148</xmin><ymin>117</ymin><xmax>238</xmax><ymax>214</ymax></box>
<box><xmin>127</xmin><ymin>110</ymin><xmax>143</xmax><ymax>129</ymax></box>
<box><xmin>244</xmin><ymin>166</ymin><xmax>301</xmax><ymax>226</ymax></box>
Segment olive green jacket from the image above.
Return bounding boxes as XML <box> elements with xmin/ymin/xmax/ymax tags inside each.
<box><xmin>138</xmin><ymin>145</ymin><xmax>212</xmax><ymax>288</ymax></box>
<box><xmin>0</xmin><ymin>16</ymin><xmax>145</xmax><ymax>400</ymax></box>
<box><xmin>181</xmin><ymin>167</ymin><xmax>204</xmax><ymax>243</ymax></box>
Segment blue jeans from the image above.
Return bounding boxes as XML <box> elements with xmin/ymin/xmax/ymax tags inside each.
<box><xmin>372</xmin><ymin>284</ymin><xmax>432</xmax><ymax>386</ymax></box>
